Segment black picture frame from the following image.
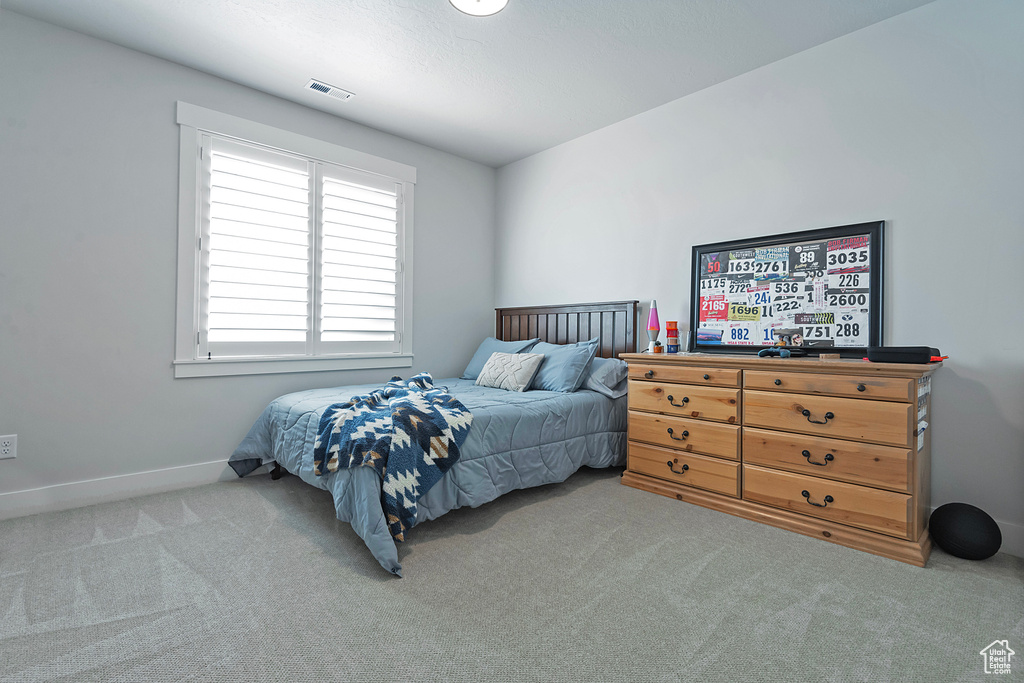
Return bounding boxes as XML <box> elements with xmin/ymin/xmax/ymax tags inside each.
<box><xmin>688</xmin><ymin>221</ymin><xmax>884</xmax><ymax>357</ymax></box>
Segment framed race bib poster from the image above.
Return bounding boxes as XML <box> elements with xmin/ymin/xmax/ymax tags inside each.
<box><xmin>688</xmin><ymin>221</ymin><xmax>884</xmax><ymax>357</ymax></box>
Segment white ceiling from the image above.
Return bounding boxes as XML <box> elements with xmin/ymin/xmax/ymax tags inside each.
<box><xmin>5</xmin><ymin>0</ymin><xmax>935</xmax><ymax>167</ymax></box>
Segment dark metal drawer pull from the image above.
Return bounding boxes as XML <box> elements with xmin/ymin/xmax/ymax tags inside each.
<box><xmin>774</xmin><ymin>379</ymin><xmax>782</xmax><ymax>386</ymax></box>
<box><xmin>667</xmin><ymin>460</ymin><xmax>689</xmax><ymax>475</ymax></box>
<box><xmin>857</xmin><ymin>383</ymin><xmax>866</xmax><ymax>392</ymax></box>
<box><xmin>802</xmin><ymin>449</ymin><xmax>834</xmax><ymax>466</ymax></box>
<box><xmin>666</xmin><ymin>428</ymin><xmax>689</xmax><ymax>441</ymax></box>
<box><xmin>802</xmin><ymin>409</ymin><xmax>834</xmax><ymax>424</ymax></box>
<box><xmin>667</xmin><ymin>395</ymin><xmax>689</xmax><ymax>407</ymax></box>
<box><xmin>703</xmin><ymin>374</ymin><xmax>710</xmax><ymax>380</ymax></box>
<box><xmin>802</xmin><ymin>490</ymin><xmax>834</xmax><ymax>507</ymax></box>
<box><xmin>644</xmin><ymin>370</ymin><xmax>654</xmax><ymax>378</ymax></box>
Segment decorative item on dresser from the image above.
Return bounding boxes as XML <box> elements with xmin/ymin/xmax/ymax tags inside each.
<box><xmin>619</xmin><ymin>352</ymin><xmax>941</xmax><ymax>566</ymax></box>
<box><xmin>646</xmin><ymin>300</ymin><xmax>661</xmax><ymax>353</ymax></box>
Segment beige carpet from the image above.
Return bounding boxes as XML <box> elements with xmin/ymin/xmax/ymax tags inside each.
<box><xmin>1</xmin><ymin>468</ymin><xmax>1021</xmax><ymax>682</ymax></box>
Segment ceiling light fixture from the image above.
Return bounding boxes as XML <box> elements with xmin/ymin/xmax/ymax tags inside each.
<box><xmin>449</xmin><ymin>0</ymin><xmax>508</xmax><ymax>17</ymax></box>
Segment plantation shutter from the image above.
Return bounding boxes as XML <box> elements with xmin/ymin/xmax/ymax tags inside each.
<box><xmin>317</xmin><ymin>165</ymin><xmax>402</xmax><ymax>354</ymax></box>
<box><xmin>200</xmin><ymin>137</ymin><xmax>313</xmax><ymax>358</ymax></box>
<box><xmin>175</xmin><ymin>103</ymin><xmax>416</xmax><ymax>375</ymax></box>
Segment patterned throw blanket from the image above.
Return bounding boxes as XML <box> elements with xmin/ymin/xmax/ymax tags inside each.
<box><xmin>312</xmin><ymin>373</ymin><xmax>473</xmax><ymax>542</ymax></box>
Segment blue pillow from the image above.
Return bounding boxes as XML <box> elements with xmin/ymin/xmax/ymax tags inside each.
<box><xmin>581</xmin><ymin>356</ymin><xmax>629</xmax><ymax>399</ymax></box>
<box><xmin>529</xmin><ymin>338</ymin><xmax>600</xmax><ymax>392</ymax></box>
<box><xmin>461</xmin><ymin>337</ymin><xmax>540</xmax><ymax>379</ymax></box>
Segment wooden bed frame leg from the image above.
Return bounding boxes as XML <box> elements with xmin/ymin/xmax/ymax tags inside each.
<box><xmin>271</xmin><ymin>462</ymin><xmax>283</xmax><ymax>480</ymax></box>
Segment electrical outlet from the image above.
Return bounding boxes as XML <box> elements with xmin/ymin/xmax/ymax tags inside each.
<box><xmin>0</xmin><ymin>435</ymin><xmax>16</xmax><ymax>459</ymax></box>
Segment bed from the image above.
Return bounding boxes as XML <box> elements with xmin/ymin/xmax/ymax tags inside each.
<box><xmin>229</xmin><ymin>300</ymin><xmax>639</xmax><ymax>576</ymax></box>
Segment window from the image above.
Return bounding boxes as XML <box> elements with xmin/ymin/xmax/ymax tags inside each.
<box><xmin>175</xmin><ymin>103</ymin><xmax>415</xmax><ymax>377</ymax></box>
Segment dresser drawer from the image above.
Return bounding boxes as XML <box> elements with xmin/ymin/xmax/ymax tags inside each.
<box><xmin>629</xmin><ymin>442</ymin><xmax>740</xmax><ymax>497</ymax></box>
<box><xmin>743</xmin><ymin>390</ymin><xmax>912</xmax><ymax>447</ymax></box>
<box><xmin>628</xmin><ymin>411</ymin><xmax>740</xmax><ymax>460</ymax></box>
<box><xmin>742</xmin><ymin>464</ymin><xmax>912</xmax><ymax>538</ymax></box>
<box><xmin>628</xmin><ymin>380</ymin><xmax>740</xmax><ymax>423</ymax></box>
<box><xmin>744</xmin><ymin>370</ymin><xmax>915</xmax><ymax>402</ymax></box>
<box><xmin>628</xmin><ymin>364</ymin><xmax>741</xmax><ymax>387</ymax></box>
<box><xmin>742</xmin><ymin>427</ymin><xmax>912</xmax><ymax>492</ymax></box>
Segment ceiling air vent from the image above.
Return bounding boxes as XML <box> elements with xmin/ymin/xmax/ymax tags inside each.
<box><xmin>305</xmin><ymin>79</ymin><xmax>354</xmax><ymax>101</ymax></box>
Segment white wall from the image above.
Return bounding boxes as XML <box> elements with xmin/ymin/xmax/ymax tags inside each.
<box><xmin>0</xmin><ymin>11</ymin><xmax>496</xmax><ymax>507</ymax></box>
<box><xmin>495</xmin><ymin>0</ymin><xmax>1024</xmax><ymax>554</ymax></box>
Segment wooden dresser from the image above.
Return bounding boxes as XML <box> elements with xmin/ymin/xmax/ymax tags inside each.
<box><xmin>619</xmin><ymin>352</ymin><xmax>940</xmax><ymax>566</ymax></box>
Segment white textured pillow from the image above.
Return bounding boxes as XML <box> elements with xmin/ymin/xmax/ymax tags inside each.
<box><xmin>475</xmin><ymin>352</ymin><xmax>545</xmax><ymax>392</ymax></box>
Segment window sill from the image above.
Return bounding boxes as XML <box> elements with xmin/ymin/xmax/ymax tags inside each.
<box><xmin>173</xmin><ymin>353</ymin><xmax>414</xmax><ymax>378</ymax></box>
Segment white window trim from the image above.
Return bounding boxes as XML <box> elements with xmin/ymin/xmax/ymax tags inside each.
<box><xmin>174</xmin><ymin>102</ymin><xmax>415</xmax><ymax>378</ymax></box>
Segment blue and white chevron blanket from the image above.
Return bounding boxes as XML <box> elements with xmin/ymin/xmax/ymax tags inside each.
<box><xmin>312</xmin><ymin>373</ymin><xmax>473</xmax><ymax>542</ymax></box>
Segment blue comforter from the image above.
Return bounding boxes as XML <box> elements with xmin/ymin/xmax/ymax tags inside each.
<box><xmin>313</xmin><ymin>373</ymin><xmax>472</xmax><ymax>543</ymax></box>
<box><xmin>229</xmin><ymin>378</ymin><xmax>626</xmax><ymax>576</ymax></box>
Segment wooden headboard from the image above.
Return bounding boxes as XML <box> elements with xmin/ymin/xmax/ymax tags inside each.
<box><xmin>495</xmin><ymin>301</ymin><xmax>639</xmax><ymax>358</ymax></box>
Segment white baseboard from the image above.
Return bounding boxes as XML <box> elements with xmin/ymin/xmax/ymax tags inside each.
<box><xmin>994</xmin><ymin>518</ymin><xmax>1024</xmax><ymax>560</ymax></box>
<box><xmin>0</xmin><ymin>459</ymin><xmax>241</xmax><ymax>521</ymax></box>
